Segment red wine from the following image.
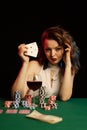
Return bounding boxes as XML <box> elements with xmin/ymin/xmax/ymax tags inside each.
<box><xmin>27</xmin><ymin>81</ymin><xmax>42</xmax><ymax>91</ymax></box>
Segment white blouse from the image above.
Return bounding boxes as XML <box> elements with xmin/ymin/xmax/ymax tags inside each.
<box><xmin>29</xmin><ymin>63</ymin><xmax>62</xmax><ymax>98</ymax></box>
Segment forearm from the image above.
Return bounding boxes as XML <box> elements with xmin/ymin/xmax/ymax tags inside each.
<box><xmin>59</xmin><ymin>65</ymin><xmax>74</xmax><ymax>101</ymax></box>
<box><xmin>11</xmin><ymin>62</ymin><xmax>29</xmax><ymax>99</ymax></box>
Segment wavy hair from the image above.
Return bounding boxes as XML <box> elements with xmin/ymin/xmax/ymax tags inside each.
<box><xmin>38</xmin><ymin>26</ymin><xmax>80</xmax><ymax>74</ymax></box>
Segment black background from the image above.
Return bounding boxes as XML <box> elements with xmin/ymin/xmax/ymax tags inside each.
<box><xmin>0</xmin><ymin>1</ymin><xmax>87</xmax><ymax>99</ymax></box>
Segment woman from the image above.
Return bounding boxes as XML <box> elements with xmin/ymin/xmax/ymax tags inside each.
<box><xmin>11</xmin><ymin>26</ymin><xmax>80</xmax><ymax>101</ymax></box>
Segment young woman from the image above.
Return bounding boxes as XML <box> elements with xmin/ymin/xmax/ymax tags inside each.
<box><xmin>11</xmin><ymin>26</ymin><xmax>80</xmax><ymax>101</ymax></box>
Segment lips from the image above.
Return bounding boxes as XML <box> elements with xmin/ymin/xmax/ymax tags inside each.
<box><xmin>51</xmin><ymin>58</ymin><xmax>57</xmax><ymax>61</ymax></box>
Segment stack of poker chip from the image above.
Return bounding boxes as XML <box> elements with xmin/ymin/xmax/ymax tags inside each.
<box><xmin>13</xmin><ymin>91</ymin><xmax>35</xmax><ymax>109</ymax></box>
<box><xmin>44</xmin><ymin>95</ymin><xmax>58</xmax><ymax>110</ymax></box>
<box><xmin>12</xmin><ymin>90</ymin><xmax>22</xmax><ymax>108</ymax></box>
<box><xmin>4</xmin><ymin>90</ymin><xmax>35</xmax><ymax>110</ymax></box>
<box><xmin>14</xmin><ymin>90</ymin><xmax>21</xmax><ymax>103</ymax></box>
<box><xmin>21</xmin><ymin>94</ymin><xmax>35</xmax><ymax>109</ymax></box>
<box><xmin>48</xmin><ymin>95</ymin><xmax>57</xmax><ymax>109</ymax></box>
<box><xmin>38</xmin><ymin>86</ymin><xmax>46</xmax><ymax>108</ymax></box>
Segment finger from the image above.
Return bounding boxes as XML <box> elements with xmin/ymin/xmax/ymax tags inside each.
<box><xmin>18</xmin><ymin>43</ymin><xmax>25</xmax><ymax>49</ymax></box>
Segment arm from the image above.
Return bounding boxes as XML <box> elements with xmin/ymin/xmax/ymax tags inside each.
<box><xmin>11</xmin><ymin>43</ymin><xmax>32</xmax><ymax>99</ymax></box>
<box><xmin>11</xmin><ymin>62</ymin><xmax>29</xmax><ymax>99</ymax></box>
<box><xmin>59</xmin><ymin>43</ymin><xmax>75</xmax><ymax>101</ymax></box>
<box><xmin>59</xmin><ymin>64</ymin><xmax>75</xmax><ymax>101</ymax></box>
<box><xmin>11</xmin><ymin>44</ymin><xmax>41</xmax><ymax>99</ymax></box>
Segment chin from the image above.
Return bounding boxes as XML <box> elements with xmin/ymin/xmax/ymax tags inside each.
<box><xmin>50</xmin><ymin>61</ymin><xmax>58</xmax><ymax>65</ymax></box>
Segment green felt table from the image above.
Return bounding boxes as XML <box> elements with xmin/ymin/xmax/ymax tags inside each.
<box><xmin>0</xmin><ymin>98</ymin><xmax>87</xmax><ymax>130</ymax></box>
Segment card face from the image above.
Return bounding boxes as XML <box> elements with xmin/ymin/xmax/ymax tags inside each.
<box><xmin>26</xmin><ymin>42</ymin><xmax>38</xmax><ymax>57</ymax></box>
<box><xmin>26</xmin><ymin>110</ymin><xmax>63</xmax><ymax>124</ymax></box>
<box><xmin>5</xmin><ymin>109</ymin><xmax>17</xmax><ymax>114</ymax></box>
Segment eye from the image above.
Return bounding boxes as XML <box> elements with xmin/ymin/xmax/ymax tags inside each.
<box><xmin>55</xmin><ymin>47</ymin><xmax>62</xmax><ymax>51</ymax></box>
<box><xmin>45</xmin><ymin>48</ymin><xmax>51</xmax><ymax>52</ymax></box>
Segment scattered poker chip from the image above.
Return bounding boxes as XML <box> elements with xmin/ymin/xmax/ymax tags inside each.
<box><xmin>44</xmin><ymin>105</ymin><xmax>51</xmax><ymax>110</ymax></box>
<box><xmin>19</xmin><ymin>110</ymin><xmax>30</xmax><ymax>114</ymax></box>
<box><xmin>0</xmin><ymin>109</ymin><xmax>3</xmax><ymax>114</ymax></box>
<box><xmin>5</xmin><ymin>109</ymin><xmax>18</xmax><ymax>114</ymax></box>
<box><xmin>4</xmin><ymin>101</ymin><xmax>13</xmax><ymax>108</ymax></box>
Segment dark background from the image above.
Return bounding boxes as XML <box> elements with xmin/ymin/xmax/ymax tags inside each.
<box><xmin>0</xmin><ymin>1</ymin><xmax>87</xmax><ymax>99</ymax></box>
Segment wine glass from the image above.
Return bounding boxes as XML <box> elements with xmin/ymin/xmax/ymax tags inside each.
<box><xmin>27</xmin><ymin>74</ymin><xmax>42</xmax><ymax>107</ymax></box>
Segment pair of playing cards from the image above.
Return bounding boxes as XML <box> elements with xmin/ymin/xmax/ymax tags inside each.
<box><xmin>26</xmin><ymin>110</ymin><xmax>63</xmax><ymax>124</ymax></box>
<box><xmin>26</xmin><ymin>42</ymin><xmax>38</xmax><ymax>57</ymax></box>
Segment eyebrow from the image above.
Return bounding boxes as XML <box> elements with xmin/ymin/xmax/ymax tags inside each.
<box><xmin>45</xmin><ymin>46</ymin><xmax>62</xmax><ymax>49</ymax></box>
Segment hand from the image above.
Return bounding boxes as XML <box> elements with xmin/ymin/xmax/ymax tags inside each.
<box><xmin>63</xmin><ymin>43</ymin><xmax>71</xmax><ymax>67</ymax></box>
<box><xmin>18</xmin><ymin>43</ymin><xmax>30</xmax><ymax>62</ymax></box>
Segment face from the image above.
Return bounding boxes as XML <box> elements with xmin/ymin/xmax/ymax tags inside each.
<box><xmin>43</xmin><ymin>39</ymin><xmax>64</xmax><ymax>65</ymax></box>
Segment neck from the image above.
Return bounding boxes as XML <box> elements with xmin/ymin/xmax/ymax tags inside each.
<box><xmin>48</xmin><ymin>63</ymin><xmax>58</xmax><ymax>68</ymax></box>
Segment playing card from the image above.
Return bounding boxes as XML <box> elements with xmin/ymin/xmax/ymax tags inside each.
<box><xmin>26</xmin><ymin>42</ymin><xmax>38</xmax><ymax>57</ymax></box>
<box><xmin>26</xmin><ymin>110</ymin><xmax>63</xmax><ymax>124</ymax></box>
<box><xmin>19</xmin><ymin>110</ymin><xmax>30</xmax><ymax>114</ymax></box>
<box><xmin>5</xmin><ymin>109</ymin><xmax>18</xmax><ymax>114</ymax></box>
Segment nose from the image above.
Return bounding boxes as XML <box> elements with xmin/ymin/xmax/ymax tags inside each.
<box><xmin>51</xmin><ymin>49</ymin><xmax>56</xmax><ymax>57</ymax></box>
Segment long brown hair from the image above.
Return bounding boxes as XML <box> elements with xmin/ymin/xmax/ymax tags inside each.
<box><xmin>38</xmin><ymin>26</ymin><xmax>80</xmax><ymax>74</ymax></box>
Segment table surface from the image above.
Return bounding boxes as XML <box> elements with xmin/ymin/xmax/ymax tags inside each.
<box><xmin>0</xmin><ymin>98</ymin><xmax>87</xmax><ymax>130</ymax></box>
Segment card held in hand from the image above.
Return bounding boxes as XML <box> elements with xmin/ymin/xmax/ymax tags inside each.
<box><xmin>26</xmin><ymin>110</ymin><xmax>63</xmax><ymax>124</ymax></box>
<box><xmin>26</xmin><ymin>42</ymin><xmax>38</xmax><ymax>57</ymax></box>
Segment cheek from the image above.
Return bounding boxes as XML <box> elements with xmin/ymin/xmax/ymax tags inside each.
<box><xmin>44</xmin><ymin>50</ymin><xmax>51</xmax><ymax>58</ymax></box>
<box><xmin>58</xmin><ymin>50</ymin><xmax>64</xmax><ymax>57</ymax></box>
<box><xmin>45</xmin><ymin>52</ymin><xmax>50</xmax><ymax>57</ymax></box>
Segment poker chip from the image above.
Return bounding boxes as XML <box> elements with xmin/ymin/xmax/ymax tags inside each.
<box><xmin>39</xmin><ymin>86</ymin><xmax>46</xmax><ymax>108</ymax></box>
<box><xmin>18</xmin><ymin>110</ymin><xmax>30</xmax><ymax>114</ymax></box>
<box><xmin>4</xmin><ymin>101</ymin><xmax>13</xmax><ymax>108</ymax></box>
<box><xmin>14</xmin><ymin>90</ymin><xmax>21</xmax><ymax>104</ymax></box>
<box><xmin>12</xmin><ymin>101</ymin><xmax>19</xmax><ymax>109</ymax></box>
<box><xmin>4</xmin><ymin>90</ymin><xmax>58</xmax><ymax>111</ymax></box>
<box><xmin>44</xmin><ymin>105</ymin><xmax>51</xmax><ymax>110</ymax></box>
<box><xmin>21</xmin><ymin>100</ymin><xmax>30</xmax><ymax>108</ymax></box>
